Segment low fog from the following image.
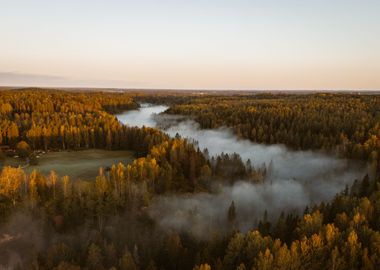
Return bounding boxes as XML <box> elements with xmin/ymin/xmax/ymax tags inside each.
<box><xmin>0</xmin><ymin>213</ymin><xmax>45</xmax><ymax>269</ymax></box>
<box><xmin>118</xmin><ymin>105</ymin><xmax>366</xmax><ymax>238</ymax></box>
<box><xmin>149</xmin><ymin>181</ymin><xmax>309</xmax><ymax>238</ymax></box>
<box><xmin>116</xmin><ymin>104</ymin><xmax>168</xmax><ymax>128</ymax></box>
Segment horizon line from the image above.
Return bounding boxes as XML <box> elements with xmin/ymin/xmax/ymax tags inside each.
<box><xmin>1</xmin><ymin>85</ymin><xmax>380</xmax><ymax>93</ymax></box>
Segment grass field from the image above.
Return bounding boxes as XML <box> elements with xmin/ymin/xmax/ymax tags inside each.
<box><xmin>1</xmin><ymin>149</ymin><xmax>134</xmax><ymax>180</ymax></box>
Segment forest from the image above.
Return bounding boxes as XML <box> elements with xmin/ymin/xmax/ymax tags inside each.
<box><xmin>1</xmin><ymin>89</ymin><xmax>380</xmax><ymax>270</ymax></box>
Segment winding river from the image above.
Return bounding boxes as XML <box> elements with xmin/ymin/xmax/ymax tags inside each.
<box><xmin>116</xmin><ymin>104</ymin><xmax>366</xmax><ymax>235</ymax></box>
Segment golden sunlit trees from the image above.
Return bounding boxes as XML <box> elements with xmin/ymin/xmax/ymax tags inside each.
<box><xmin>0</xmin><ymin>166</ymin><xmax>25</xmax><ymax>205</ymax></box>
<box><xmin>0</xmin><ymin>89</ymin><xmax>137</xmax><ymax>151</ymax></box>
<box><xmin>49</xmin><ymin>170</ymin><xmax>58</xmax><ymax>199</ymax></box>
<box><xmin>16</xmin><ymin>140</ymin><xmax>31</xmax><ymax>158</ymax></box>
<box><xmin>0</xmin><ymin>154</ymin><xmax>379</xmax><ymax>269</ymax></box>
<box><xmin>193</xmin><ymin>264</ymin><xmax>212</xmax><ymax>270</ymax></box>
<box><xmin>3</xmin><ymin>90</ymin><xmax>380</xmax><ymax>269</ymax></box>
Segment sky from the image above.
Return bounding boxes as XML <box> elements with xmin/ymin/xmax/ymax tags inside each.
<box><xmin>0</xmin><ymin>0</ymin><xmax>379</xmax><ymax>90</ymax></box>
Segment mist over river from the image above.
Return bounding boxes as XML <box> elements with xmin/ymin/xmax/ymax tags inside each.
<box><xmin>116</xmin><ymin>104</ymin><xmax>366</xmax><ymax>237</ymax></box>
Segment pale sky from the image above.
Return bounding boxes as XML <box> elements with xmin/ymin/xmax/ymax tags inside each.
<box><xmin>0</xmin><ymin>0</ymin><xmax>379</xmax><ymax>90</ymax></box>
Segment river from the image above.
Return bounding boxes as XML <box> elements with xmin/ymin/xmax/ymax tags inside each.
<box><xmin>116</xmin><ymin>104</ymin><xmax>366</xmax><ymax>236</ymax></box>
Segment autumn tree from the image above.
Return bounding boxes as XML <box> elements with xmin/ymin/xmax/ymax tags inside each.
<box><xmin>16</xmin><ymin>140</ymin><xmax>30</xmax><ymax>158</ymax></box>
<box><xmin>0</xmin><ymin>166</ymin><xmax>25</xmax><ymax>205</ymax></box>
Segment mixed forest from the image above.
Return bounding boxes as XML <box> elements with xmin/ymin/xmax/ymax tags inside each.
<box><xmin>1</xmin><ymin>89</ymin><xmax>380</xmax><ymax>269</ymax></box>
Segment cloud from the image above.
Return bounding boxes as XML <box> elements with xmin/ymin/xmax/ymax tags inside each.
<box><xmin>0</xmin><ymin>71</ymin><xmax>150</xmax><ymax>88</ymax></box>
<box><xmin>0</xmin><ymin>71</ymin><xmax>67</xmax><ymax>86</ymax></box>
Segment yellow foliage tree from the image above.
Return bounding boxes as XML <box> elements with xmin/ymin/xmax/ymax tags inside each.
<box><xmin>0</xmin><ymin>166</ymin><xmax>25</xmax><ymax>205</ymax></box>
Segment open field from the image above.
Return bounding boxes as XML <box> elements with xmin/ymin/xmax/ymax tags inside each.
<box><xmin>1</xmin><ymin>149</ymin><xmax>134</xmax><ymax>180</ymax></box>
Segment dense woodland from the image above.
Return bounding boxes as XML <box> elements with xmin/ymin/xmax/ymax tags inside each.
<box><xmin>1</xmin><ymin>89</ymin><xmax>380</xmax><ymax>269</ymax></box>
<box><xmin>162</xmin><ymin>93</ymin><xmax>380</xmax><ymax>174</ymax></box>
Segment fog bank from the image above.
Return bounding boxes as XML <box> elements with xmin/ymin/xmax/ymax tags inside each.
<box><xmin>117</xmin><ymin>104</ymin><xmax>366</xmax><ymax>237</ymax></box>
<box><xmin>116</xmin><ymin>104</ymin><xmax>168</xmax><ymax>128</ymax></box>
